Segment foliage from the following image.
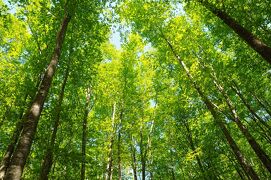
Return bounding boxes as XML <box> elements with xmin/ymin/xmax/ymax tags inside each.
<box><xmin>0</xmin><ymin>0</ymin><xmax>270</xmax><ymax>179</ymax></box>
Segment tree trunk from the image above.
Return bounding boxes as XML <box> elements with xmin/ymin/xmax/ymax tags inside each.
<box><xmin>211</xmin><ymin>73</ymin><xmax>271</xmax><ymax>173</ymax></box>
<box><xmin>200</xmin><ymin>0</ymin><xmax>271</xmax><ymax>64</ymax></box>
<box><xmin>140</xmin><ymin>131</ymin><xmax>146</xmax><ymax>180</ymax></box>
<box><xmin>0</xmin><ymin>78</ymin><xmax>41</xmax><ymax>178</ymax></box>
<box><xmin>182</xmin><ymin>120</ymin><xmax>206</xmax><ymax>179</ymax></box>
<box><xmin>117</xmin><ymin>131</ymin><xmax>121</xmax><ymax>180</ymax></box>
<box><xmin>131</xmin><ymin>142</ymin><xmax>137</xmax><ymax>180</ymax></box>
<box><xmin>39</xmin><ymin>62</ymin><xmax>70</xmax><ymax>180</ymax></box>
<box><xmin>81</xmin><ymin>87</ymin><xmax>91</xmax><ymax>180</ymax></box>
<box><xmin>171</xmin><ymin>168</ymin><xmax>176</xmax><ymax>180</ymax></box>
<box><xmin>163</xmin><ymin>36</ymin><xmax>260</xmax><ymax>180</ymax></box>
<box><xmin>253</xmin><ymin>94</ymin><xmax>271</xmax><ymax>117</ymax></box>
<box><xmin>106</xmin><ymin>103</ymin><xmax>116</xmax><ymax>180</ymax></box>
<box><xmin>197</xmin><ymin>57</ymin><xmax>271</xmax><ymax>174</ymax></box>
<box><xmin>231</xmin><ymin>82</ymin><xmax>271</xmax><ymax>132</ymax></box>
<box><xmin>0</xmin><ymin>120</ymin><xmax>23</xmax><ymax>179</ymax></box>
<box><xmin>106</xmin><ymin>137</ymin><xmax>114</xmax><ymax>180</ymax></box>
<box><xmin>117</xmin><ymin>110</ymin><xmax>123</xmax><ymax>180</ymax></box>
<box><xmin>226</xmin><ymin>154</ymin><xmax>247</xmax><ymax>180</ymax></box>
<box><xmin>0</xmin><ymin>94</ymin><xmax>28</xmax><ymax>179</ymax></box>
<box><xmin>3</xmin><ymin>13</ymin><xmax>71</xmax><ymax>180</ymax></box>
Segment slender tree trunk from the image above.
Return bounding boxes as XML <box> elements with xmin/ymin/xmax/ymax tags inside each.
<box><xmin>163</xmin><ymin>36</ymin><xmax>260</xmax><ymax>180</ymax></box>
<box><xmin>248</xmin><ymin>115</ymin><xmax>271</xmax><ymax>144</ymax></box>
<box><xmin>211</xmin><ymin>73</ymin><xmax>271</xmax><ymax>173</ymax></box>
<box><xmin>200</xmin><ymin>0</ymin><xmax>271</xmax><ymax>64</ymax></box>
<box><xmin>0</xmin><ymin>77</ymin><xmax>41</xmax><ymax>179</ymax></box>
<box><xmin>197</xmin><ymin>58</ymin><xmax>271</xmax><ymax>173</ymax></box>
<box><xmin>39</xmin><ymin>62</ymin><xmax>70</xmax><ymax>180</ymax></box>
<box><xmin>0</xmin><ymin>94</ymin><xmax>28</xmax><ymax>179</ymax></box>
<box><xmin>106</xmin><ymin>137</ymin><xmax>114</xmax><ymax>180</ymax></box>
<box><xmin>141</xmin><ymin>154</ymin><xmax>146</xmax><ymax>180</ymax></box>
<box><xmin>183</xmin><ymin>120</ymin><xmax>206</xmax><ymax>178</ymax></box>
<box><xmin>3</xmin><ymin>13</ymin><xmax>71</xmax><ymax>180</ymax></box>
<box><xmin>117</xmin><ymin>110</ymin><xmax>123</xmax><ymax>180</ymax></box>
<box><xmin>253</xmin><ymin>94</ymin><xmax>271</xmax><ymax>117</ymax></box>
<box><xmin>131</xmin><ymin>142</ymin><xmax>138</xmax><ymax>180</ymax></box>
<box><xmin>226</xmin><ymin>154</ymin><xmax>247</xmax><ymax>180</ymax></box>
<box><xmin>231</xmin><ymin>82</ymin><xmax>271</xmax><ymax>132</ymax></box>
<box><xmin>81</xmin><ymin>88</ymin><xmax>91</xmax><ymax>180</ymax></box>
<box><xmin>140</xmin><ymin>131</ymin><xmax>146</xmax><ymax>180</ymax></box>
<box><xmin>0</xmin><ymin>120</ymin><xmax>23</xmax><ymax>179</ymax></box>
<box><xmin>106</xmin><ymin>103</ymin><xmax>116</xmax><ymax>180</ymax></box>
<box><xmin>171</xmin><ymin>168</ymin><xmax>176</xmax><ymax>180</ymax></box>
<box><xmin>117</xmin><ymin>131</ymin><xmax>121</xmax><ymax>180</ymax></box>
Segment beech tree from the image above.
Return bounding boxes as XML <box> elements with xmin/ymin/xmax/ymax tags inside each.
<box><xmin>0</xmin><ymin>0</ymin><xmax>270</xmax><ymax>179</ymax></box>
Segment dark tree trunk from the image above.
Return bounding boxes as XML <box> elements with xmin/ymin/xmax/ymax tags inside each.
<box><xmin>39</xmin><ymin>62</ymin><xmax>70</xmax><ymax>180</ymax></box>
<box><xmin>253</xmin><ymin>94</ymin><xmax>271</xmax><ymax>117</ymax></box>
<box><xmin>212</xmin><ymin>74</ymin><xmax>271</xmax><ymax>173</ymax></box>
<box><xmin>200</xmin><ymin>0</ymin><xmax>271</xmax><ymax>64</ymax></box>
<box><xmin>106</xmin><ymin>137</ymin><xmax>114</xmax><ymax>180</ymax></box>
<box><xmin>226</xmin><ymin>154</ymin><xmax>247</xmax><ymax>180</ymax></box>
<box><xmin>131</xmin><ymin>143</ymin><xmax>137</xmax><ymax>180</ymax></box>
<box><xmin>0</xmin><ymin>94</ymin><xmax>28</xmax><ymax>179</ymax></box>
<box><xmin>117</xmin><ymin>110</ymin><xmax>123</xmax><ymax>180</ymax></box>
<box><xmin>81</xmin><ymin>88</ymin><xmax>91</xmax><ymax>180</ymax></box>
<box><xmin>231</xmin><ymin>83</ymin><xmax>271</xmax><ymax>132</ymax></box>
<box><xmin>117</xmin><ymin>131</ymin><xmax>121</xmax><ymax>180</ymax></box>
<box><xmin>163</xmin><ymin>36</ymin><xmax>260</xmax><ymax>180</ymax></box>
<box><xmin>140</xmin><ymin>131</ymin><xmax>146</xmax><ymax>180</ymax></box>
<box><xmin>171</xmin><ymin>168</ymin><xmax>176</xmax><ymax>180</ymax></box>
<box><xmin>0</xmin><ymin>120</ymin><xmax>23</xmax><ymax>179</ymax></box>
<box><xmin>3</xmin><ymin>13</ymin><xmax>71</xmax><ymax>180</ymax></box>
<box><xmin>183</xmin><ymin>120</ymin><xmax>206</xmax><ymax>179</ymax></box>
<box><xmin>196</xmin><ymin>58</ymin><xmax>271</xmax><ymax>174</ymax></box>
<box><xmin>106</xmin><ymin>103</ymin><xmax>116</xmax><ymax>180</ymax></box>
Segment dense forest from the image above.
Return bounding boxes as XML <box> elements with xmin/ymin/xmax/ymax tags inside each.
<box><xmin>0</xmin><ymin>0</ymin><xmax>271</xmax><ymax>179</ymax></box>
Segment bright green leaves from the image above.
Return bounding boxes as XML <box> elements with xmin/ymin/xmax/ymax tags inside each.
<box><xmin>0</xmin><ymin>0</ymin><xmax>270</xmax><ymax>179</ymax></box>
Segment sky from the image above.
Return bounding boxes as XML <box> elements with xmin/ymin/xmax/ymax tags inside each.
<box><xmin>2</xmin><ymin>1</ymin><xmax>184</xmax><ymax>53</ymax></box>
<box><xmin>109</xmin><ymin>27</ymin><xmax>122</xmax><ymax>50</ymax></box>
<box><xmin>3</xmin><ymin>0</ymin><xmax>15</xmax><ymax>14</ymax></box>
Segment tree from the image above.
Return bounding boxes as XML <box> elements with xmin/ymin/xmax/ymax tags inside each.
<box><xmin>197</xmin><ymin>0</ymin><xmax>271</xmax><ymax>65</ymax></box>
<box><xmin>1</xmin><ymin>0</ymin><xmax>270</xmax><ymax>179</ymax></box>
<box><xmin>4</xmin><ymin>8</ymin><xmax>72</xmax><ymax>180</ymax></box>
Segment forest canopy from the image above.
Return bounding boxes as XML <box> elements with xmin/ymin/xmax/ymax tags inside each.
<box><xmin>0</xmin><ymin>0</ymin><xmax>270</xmax><ymax>179</ymax></box>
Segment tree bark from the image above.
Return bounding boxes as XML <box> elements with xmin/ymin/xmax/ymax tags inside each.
<box><xmin>231</xmin><ymin>82</ymin><xmax>271</xmax><ymax>132</ymax></box>
<box><xmin>200</xmin><ymin>0</ymin><xmax>271</xmax><ymax>64</ymax></box>
<box><xmin>163</xmin><ymin>36</ymin><xmax>260</xmax><ymax>180</ymax></box>
<box><xmin>3</xmin><ymin>13</ymin><xmax>71</xmax><ymax>180</ymax></box>
<box><xmin>253</xmin><ymin>94</ymin><xmax>271</xmax><ymax>117</ymax></box>
<box><xmin>106</xmin><ymin>137</ymin><xmax>114</xmax><ymax>180</ymax></box>
<box><xmin>81</xmin><ymin>88</ymin><xmax>91</xmax><ymax>180</ymax></box>
<box><xmin>140</xmin><ymin>131</ymin><xmax>146</xmax><ymax>180</ymax></box>
<box><xmin>0</xmin><ymin>94</ymin><xmax>28</xmax><ymax>179</ymax></box>
<box><xmin>131</xmin><ymin>142</ymin><xmax>138</xmax><ymax>180</ymax></box>
<box><xmin>117</xmin><ymin>131</ymin><xmax>121</xmax><ymax>180</ymax></box>
<box><xmin>197</xmin><ymin>57</ymin><xmax>271</xmax><ymax>174</ymax></box>
<box><xmin>106</xmin><ymin>103</ymin><xmax>116</xmax><ymax>180</ymax></box>
<box><xmin>0</xmin><ymin>120</ymin><xmax>23</xmax><ymax>179</ymax></box>
<box><xmin>226</xmin><ymin>154</ymin><xmax>247</xmax><ymax>180</ymax></box>
<box><xmin>39</xmin><ymin>61</ymin><xmax>70</xmax><ymax>180</ymax></box>
<box><xmin>182</xmin><ymin>119</ymin><xmax>206</xmax><ymax>179</ymax></box>
<box><xmin>0</xmin><ymin>77</ymin><xmax>41</xmax><ymax>178</ymax></box>
<box><xmin>171</xmin><ymin>168</ymin><xmax>176</xmax><ymax>180</ymax></box>
<box><xmin>117</xmin><ymin>110</ymin><xmax>123</xmax><ymax>180</ymax></box>
<box><xmin>213</xmin><ymin>75</ymin><xmax>271</xmax><ymax>173</ymax></box>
